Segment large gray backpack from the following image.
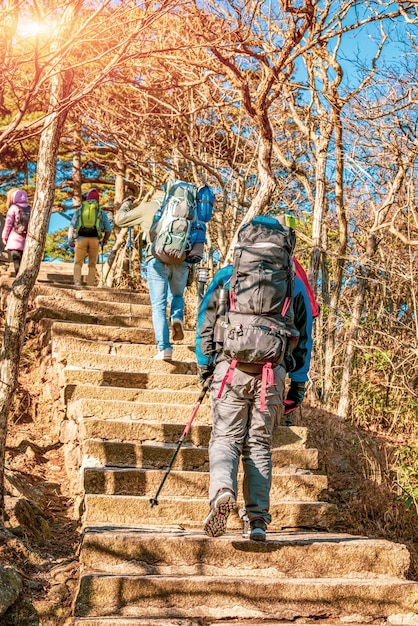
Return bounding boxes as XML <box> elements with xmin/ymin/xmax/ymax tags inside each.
<box><xmin>149</xmin><ymin>181</ymin><xmax>197</xmax><ymax>265</ymax></box>
<box><xmin>217</xmin><ymin>216</ymin><xmax>297</xmax><ymax>411</ymax></box>
<box><xmin>223</xmin><ymin>216</ymin><xmax>296</xmax><ymax>371</ymax></box>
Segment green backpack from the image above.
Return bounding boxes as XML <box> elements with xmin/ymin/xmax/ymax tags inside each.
<box><xmin>75</xmin><ymin>200</ymin><xmax>102</xmax><ymax>238</ymax></box>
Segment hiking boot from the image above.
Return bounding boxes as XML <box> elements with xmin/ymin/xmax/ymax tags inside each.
<box><xmin>203</xmin><ymin>488</ymin><xmax>236</xmax><ymax>537</ymax></box>
<box><xmin>153</xmin><ymin>349</ymin><xmax>173</xmax><ymax>360</ymax></box>
<box><xmin>171</xmin><ymin>319</ymin><xmax>184</xmax><ymax>342</ymax></box>
<box><xmin>249</xmin><ymin>518</ymin><xmax>267</xmax><ymax>542</ymax></box>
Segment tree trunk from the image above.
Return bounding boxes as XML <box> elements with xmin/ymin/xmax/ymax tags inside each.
<box><xmin>323</xmin><ymin>104</ymin><xmax>347</xmax><ymax>403</ymax></box>
<box><xmin>337</xmin><ymin>235</ymin><xmax>377</xmax><ymax>420</ymax></box>
<box><xmin>0</xmin><ymin>71</ymin><xmax>71</xmax><ymax>526</ymax></box>
<box><xmin>72</xmin><ymin>131</ymin><xmax>83</xmax><ymax>206</ymax></box>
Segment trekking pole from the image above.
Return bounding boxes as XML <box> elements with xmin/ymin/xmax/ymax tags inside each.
<box><xmin>127</xmin><ymin>227</ymin><xmax>133</xmax><ymax>288</ymax></box>
<box><xmin>100</xmin><ymin>243</ymin><xmax>104</xmax><ymax>287</ymax></box>
<box><xmin>150</xmin><ymin>376</ymin><xmax>212</xmax><ymax>509</ymax></box>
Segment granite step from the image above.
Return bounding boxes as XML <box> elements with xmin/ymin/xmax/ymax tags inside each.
<box><xmin>81</xmin><ymin>439</ymin><xmax>319</xmax><ymax>471</ymax></box>
<box><xmin>64</xmin><ymin>385</ymin><xmax>202</xmax><ymax>406</ymax></box>
<box><xmin>53</xmin><ymin>337</ymin><xmax>196</xmax><ymax>360</ymax></box>
<box><xmin>33</xmin><ymin>294</ymin><xmax>152</xmax><ymax>317</ymax></box>
<box><xmin>74</xmin><ymin>574</ymin><xmax>418</xmax><ymax>619</ymax></box>
<box><xmin>83</xmin><ymin>468</ymin><xmax>327</xmax><ymax>501</ymax></box>
<box><xmin>74</xmin><ymin>621</ymin><xmax>374</xmax><ymax>626</ymax></box>
<box><xmin>67</xmin><ymin>403</ymin><xmax>307</xmax><ymax>444</ymax></box>
<box><xmin>82</xmin><ymin>494</ymin><xmax>337</xmax><ymax>530</ymax></box>
<box><xmin>77</xmin><ymin>418</ymin><xmax>307</xmax><ymax>448</ymax></box>
<box><xmin>56</xmin><ymin>351</ymin><xmax>197</xmax><ymax>375</ymax></box>
<box><xmin>79</xmin><ymin>528</ymin><xmax>411</xmax><ymax>578</ymax></box>
<box><xmin>32</xmin><ymin>284</ymin><xmax>150</xmax><ymax>305</ymax></box>
<box><xmin>32</xmin><ymin>307</ymin><xmax>153</xmax><ymax>327</ymax></box>
<box><xmin>50</xmin><ymin>321</ymin><xmax>195</xmax><ymax>345</ymax></box>
<box><xmin>61</xmin><ymin>368</ymin><xmax>197</xmax><ymax>391</ymax></box>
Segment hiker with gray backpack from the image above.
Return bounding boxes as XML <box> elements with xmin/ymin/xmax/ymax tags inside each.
<box><xmin>115</xmin><ymin>180</ymin><xmax>214</xmax><ymax>360</ymax></box>
<box><xmin>196</xmin><ymin>215</ymin><xmax>308</xmax><ymax>542</ymax></box>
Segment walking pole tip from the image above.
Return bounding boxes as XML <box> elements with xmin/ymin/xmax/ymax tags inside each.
<box><xmin>150</xmin><ymin>498</ymin><xmax>159</xmax><ymax>509</ymax></box>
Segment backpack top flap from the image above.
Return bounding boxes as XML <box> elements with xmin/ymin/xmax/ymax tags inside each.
<box><xmin>150</xmin><ymin>181</ymin><xmax>197</xmax><ymax>263</ymax></box>
<box><xmin>230</xmin><ymin>218</ymin><xmax>295</xmax><ymax>317</ymax></box>
<box><xmin>77</xmin><ymin>200</ymin><xmax>101</xmax><ymax>237</ymax></box>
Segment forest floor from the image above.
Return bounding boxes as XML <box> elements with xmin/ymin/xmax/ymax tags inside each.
<box><xmin>0</xmin><ymin>268</ymin><xmax>417</xmax><ymax>625</ymax></box>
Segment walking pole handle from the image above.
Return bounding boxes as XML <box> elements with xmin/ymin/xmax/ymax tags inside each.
<box><xmin>150</xmin><ymin>376</ymin><xmax>212</xmax><ymax>508</ymax></box>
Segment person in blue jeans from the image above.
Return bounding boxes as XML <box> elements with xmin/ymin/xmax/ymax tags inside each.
<box><xmin>147</xmin><ymin>258</ymin><xmax>190</xmax><ymax>359</ymax></box>
<box><xmin>115</xmin><ymin>188</ymin><xmax>205</xmax><ymax>360</ymax></box>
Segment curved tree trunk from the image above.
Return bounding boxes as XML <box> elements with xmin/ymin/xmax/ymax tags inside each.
<box><xmin>0</xmin><ymin>40</ymin><xmax>73</xmax><ymax>527</ymax></box>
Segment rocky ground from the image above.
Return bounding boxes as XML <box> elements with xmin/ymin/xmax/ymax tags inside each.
<box><xmin>2</xmin><ymin>326</ymin><xmax>80</xmax><ymax>625</ymax></box>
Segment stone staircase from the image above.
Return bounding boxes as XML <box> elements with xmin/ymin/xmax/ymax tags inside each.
<box><xmin>7</xmin><ymin>262</ymin><xmax>418</xmax><ymax>624</ymax></box>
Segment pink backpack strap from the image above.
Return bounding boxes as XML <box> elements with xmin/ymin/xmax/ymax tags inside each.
<box><xmin>260</xmin><ymin>362</ymin><xmax>274</xmax><ymax>412</ymax></box>
<box><xmin>217</xmin><ymin>358</ymin><xmax>237</xmax><ymax>400</ymax></box>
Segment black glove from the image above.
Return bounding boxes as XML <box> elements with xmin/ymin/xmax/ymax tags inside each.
<box><xmin>283</xmin><ymin>351</ymin><xmax>296</xmax><ymax>373</ymax></box>
<box><xmin>283</xmin><ymin>381</ymin><xmax>306</xmax><ymax>416</ymax></box>
<box><xmin>197</xmin><ymin>365</ymin><xmax>214</xmax><ymax>387</ymax></box>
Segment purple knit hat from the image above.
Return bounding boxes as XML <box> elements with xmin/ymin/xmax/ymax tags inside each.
<box><xmin>12</xmin><ymin>190</ymin><xmax>29</xmax><ymax>207</ymax></box>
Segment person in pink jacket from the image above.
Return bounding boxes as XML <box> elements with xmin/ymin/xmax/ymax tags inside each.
<box><xmin>2</xmin><ymin>188</ymin><xmax>31</xmax><ymax>276</ymax></box>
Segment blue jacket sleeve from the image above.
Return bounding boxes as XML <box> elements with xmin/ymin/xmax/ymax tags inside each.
<box><xmin>290</xmin><ymin>276</ymin><xmax>313</xmax><ymax>383</ymax></box>
<box><xmin>195</xmin><ymin>264</ymin><xmax>233</xmax><ymax>367</ymax></box>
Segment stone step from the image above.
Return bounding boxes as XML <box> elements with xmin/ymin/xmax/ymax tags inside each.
<box><xmin>74</xmin><ymin>621</ymin><xmax>374</xmax><ymax>626</ymax></box>
<box><xmin>32</xmin><ymin>284</ymin><xmax>151</xmax><ymax>305</ymax></box>
<box><xmin>83</xmin><ymin>494</ymin><xmax>337</xmax><ymax>530</ymax></box>
<box><xmin>72</xmin><ymin>616</ymin><xmax>209</xmax><ymax>626</ymax></box>
<box><xmin>73</xmin><ymin>621</ymin><xmax>374</xmax><ymax>626</ymax></box>
<box><xmin>32</xmin><ymin>306</ymin><xmax>153</xmax><ymax>327</ymax></box>
<box><xmin>83</xmin><ymin>468</ymin><xmax>327</xmax><ymax>501</ymax></box>
<box><xmin>67</xmin><ymin>402</ymin><xmax>307</xmax><ymax>444</ymax></box>
<box><xmin>50</xmin><ymin>321</ymin><xmax>196</xmax><ymax>347</ymax></box>
<box><xmin>79</xmin><ymin>528</ymin><xmax>411</xmax><ymax>578</ymax></box>
<box><xmin>32</xmin><ymin>294</ymin><xmax>152</xmax><ymax>318</ymax></box>
<box><xmin>71</xmin><ymin>410</ymin><xmax>213</xmax><ymax>435</ymax></box>
<box><xmin>56</xmin><ymin>351</ymin><xmax>198</xmax><ymax>375</ymax></box>
<box><xmin>53</xmin><ymin>337</ymin><xmax>196</xmax><ymax>360</ymax></box>
<box><xmin>64</xmin><ymin>385</ymin><xmax>202</xmax><ymax>406</ymax></box>
<box><xmin>77</xmin><ymin>417</ymin><xmax>308</xmax><ymax>448</ymax></box>
<box><xmin>61</xmin><ymin>368</ymin><xmax>197</xmax><ymax>391</ymax></box>
<box><xmin>37</xmin><ymin>272</ymin><xmax>74</xmax><ymax>284</ymax></box>
<box><xmin>75</xmin><ymin>290</ymin><xmax>150</xmax><ymax>305</ymax></box>
<box><xmin>81</xmin><ymin>439</ymin><xmax>319</xmax><ymax>470</ymax></box>
<box><xmin>67</xmin><ymin>398</ymin><xmax>213</xmax><ymax>424</ymax></box>
<box><xmin>74</xmin><ymin>574</ymin><xmax>418</xmax><ymax>619</ymax></box>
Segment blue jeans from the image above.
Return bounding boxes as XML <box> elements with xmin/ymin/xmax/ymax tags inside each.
<box><xmin>147</xmin><ymin>257</ymin><xmax>189</xmax><ymax>351</ymax></box>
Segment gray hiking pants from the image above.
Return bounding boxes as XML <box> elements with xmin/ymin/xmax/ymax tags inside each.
<box><xmin>209</xmin><ymin>359</ymin><xmax>286</xmax><ymax>525</ymax></box>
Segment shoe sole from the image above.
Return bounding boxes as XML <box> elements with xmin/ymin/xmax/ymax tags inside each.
<box><xmin>172</xmin><ymin>322</ymin><xmax>184</xmax><ymax>342</ymax></box>
<box><xmin>204</xmin><ymin>493</ymin><xmax>236</xmax><ymax>537</ymax></box>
